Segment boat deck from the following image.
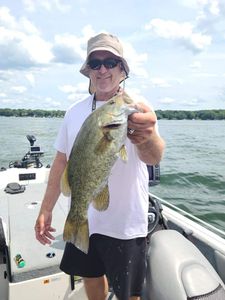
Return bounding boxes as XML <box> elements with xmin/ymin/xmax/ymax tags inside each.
<box><xmin>0</xmin><ymin>180</ymin><xmax>69</xmax><ymax>283</ymax></box>
<box><xmin>0</xmin><ymin>170</ymin><xmax>117</xmax><ymax>299</ymax></box>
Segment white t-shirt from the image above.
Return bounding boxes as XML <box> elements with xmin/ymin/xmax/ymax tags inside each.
<box><xmin>54</xmin><ymin>94</ymin><xmax>149</xmax><ymax>239</ymax></box>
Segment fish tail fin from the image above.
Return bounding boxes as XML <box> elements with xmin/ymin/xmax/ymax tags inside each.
<box><xmin>60</xmin><ymin>164</ymin><xmax>71</xmax><ymax>197</ymax></box>
<box><xmin>63</xmin><ymin>218</ymin><xmax>89</xmax><ymax>254</ymax></box>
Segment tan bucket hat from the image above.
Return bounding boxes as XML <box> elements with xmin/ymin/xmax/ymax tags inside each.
<box><xmin>80</xmin><ymin>33</ymin><xmax>130</xmax><ymax>78</ymax></box>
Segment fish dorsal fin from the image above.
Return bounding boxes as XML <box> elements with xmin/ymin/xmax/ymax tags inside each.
<box><xmin>92</xmin><ymin>185</ymin><xmax>109</xmax><ymax>211</ymax></box>
<box><xmin>122</xmin><ymin>91</ymin><xmax>134</xmax><ymax>104</ymax></box>
<box><xmin>60</xmin><ymin>164</ymin><xmax>71</xmax><ymax>197</ymax></box>
<box><xmin>119</xmin><ymin>145</ymin><xmax>128</xmax><ymax>162</ymax></box>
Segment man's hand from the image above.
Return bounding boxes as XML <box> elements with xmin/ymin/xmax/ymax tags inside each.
<box><xmin>127</xmin><ymin>102</ymin><xmax>157</xmax><ymax>145</ymax></box>
<box><xmin>35</xmin><ymin>210</ymin><xmax>56</xmax><ymax>245</ymax></box>
<box><xmin>127</xmin><ymin>102</ymin><xmax>165</xmax><ymax>165</ymax></box>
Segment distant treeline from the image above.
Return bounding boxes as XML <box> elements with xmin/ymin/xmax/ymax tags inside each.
<box><xmin>0</xmin><ymin>108</ymin><xmax>65</xmax><ymax>118</ymax></box>
<box><xmin>156</xmin><ymin>109</ymin><xmax>225</xmax><ymax>120</ymax></box>
<box><xmin>1</xmin><ymin>108</ymin><xmax>225</xmax><ymax>120</ymax></box>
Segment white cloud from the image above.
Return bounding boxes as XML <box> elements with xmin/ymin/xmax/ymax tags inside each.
<box><xmin>197</xmin><ymin>0</ymin><xmax>221</xmax><ymax>16</ymax></box>
<box><xmin>59</xmin><ymin>82</ymin><xmax>87</xmax><ymax>94</ymax></box>
<box><xmin>195</xmin><ymin>0</ymin><xmax>225</xmax><ymax>36</ymax></box>
<box><xmin>0</xmin><ymin>8</ymin><xmax>53</xmax><ymax>70</ymax></box>
<box><xmin>0</xmin><ymin>10</ymin><xmax>96</xmax><ymax>71</ymax></box>
<box><xmin>59</xmin><ymin>82</ymin><xmax>89</xmax><ymax>102</ymax></box>
<box><xmin>126</xmin><ymin>87</ymin><xmax>148</xmax><ymax>103</ymax></box>
<box><xmin>159</xmin><ymin>97</ymin><xmax>176</xmax><ymax>104</ymax></box>
<box><xmin>52</xmin><ymin>34</ymin><xmax>85</xmax><ymax>64</ymax></box>
<box><xmin>182</xmin><ymin>98</ymin><xmax>200</xmax><ymax>106</ymax></box>
<box><xmin>59</xmin><ymin>85</ymin><xmax>77</xmax><ymax>94</ymax></box>
<box><xmin>123</xmin><ymin>42</ymin><xmax>149</xmax><ymax>78</ymax></box>
<box><xmin>81</xmin><ymin>25</ymin><xmax>96</xmax><ymax>41</ymax></box>
<box><xmin>145</xmin><ymin>18</ymin><xmax>212</xmax><ymax>53</ymax></box>
<box><xmin>0</xmin><ymin>6</ymin><xmax>40</xmax><ymax>34</ymax></box>
<box><xmin>0</xmin><ymin>98</ymin><xmax>23</xmax><ymax>105</ymax></box>
<box><xmin>25</xmin><ymin>73</ymin><xmax>35</xmax><ymax>87</ymax></box>
<box><xmin>11</xmin><ymin>86</ymin><xmax>27</xmax><ymax>93</ymax></box>
<box><xmin>182</xmin><ymin>0</ymin><xmax>222</xmax><ymax>16</ymax></box>
<box><xmin>150</xmin><ymin>78</ymin><xmax>171</xmax><ymax>88</ymax></box>
<box><xmin>44</xmin><ymin>97</ymin><xmax>61</xmax><ymax>108</ymax></box>
<box><xmin>0</xmin><ymin>70</ymin><xmax>13</xmax><ymax>81</ymax></box>
<box><xmin>209</xmin><ymin>0</ymin><xmax>220</xmax><ymax>15</ymax></box>
<box><xmin>22</xmin><ymin>35</ymin><xmax>53</xmax><ymax>64</ymax></box>
<box><xmin>19</xmin><ymin>17</ymin><xmax>40</xmax><ymax>35</ymax></box>
<box><xmin>190</xmin><ymin>61</ymin><xmax>202</xmax><ymax>69</ymax></box>
<box><xmin>0</xmin><ymin>6</ymin><xmax>17</xmax><ymax>28</ymax></box>
<box><xmin>192</xmin><ymin>71</ymin><xmax>217</xmax><ymax>77</ymax></box>
<box><xmin>67</xmin><ymin>93</ymin><xmax>88</xmax><ymax>102</ymax></box>
<box><xmin>174</xmin><ymin>78</ymin><xmax>184</xmax><ymax>85</ymax></box>
<box><xmin>22</xmin><ymin>0</ymin><xmax>71</xmax><ymax>13</ymax></box>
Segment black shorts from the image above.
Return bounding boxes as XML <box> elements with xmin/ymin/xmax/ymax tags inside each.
<box><xmin>60</xmin><ymin>234</ymin><xmax>147</xmax><ymax>299</ymax></box>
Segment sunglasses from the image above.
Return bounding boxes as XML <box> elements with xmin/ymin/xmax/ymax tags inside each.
<box><xmin>88</xmin><ymin>58</ymin><xmax>121</xmax><ymax>70</ymax></box>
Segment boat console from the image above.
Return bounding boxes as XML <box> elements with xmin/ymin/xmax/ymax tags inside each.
<box><xmin>8</xmin><ymin>135</ymin><xmax>44</xmax><ymax>169</ymax></box>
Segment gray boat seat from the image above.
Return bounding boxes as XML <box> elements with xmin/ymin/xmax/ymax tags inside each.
<box><xmin>146</xmin><ymin>230</ymin><xmax>225</xmax><ymax>300</ymax></box>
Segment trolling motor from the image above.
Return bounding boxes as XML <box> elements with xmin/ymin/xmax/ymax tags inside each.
<box><xmin>9</xmin><ymin>135</ymin><xmax>44</xmax><ymax>168</ymax></box>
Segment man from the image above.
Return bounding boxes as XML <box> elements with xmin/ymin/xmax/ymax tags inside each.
<box><xmin>35</xmin><ymin>33</ymin><xmax>165</xmax><ymax>300</ymax></box>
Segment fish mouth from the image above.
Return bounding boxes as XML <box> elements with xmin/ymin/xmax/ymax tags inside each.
<box><xmin>103</xmin><ymin>123</ymin><xmax>122</xmax><ymax>130</ymax></box>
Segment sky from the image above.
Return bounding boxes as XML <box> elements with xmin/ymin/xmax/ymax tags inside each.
<box><xmin>0</xmin><ymin>0</ymin><xmax>225</xmax><ymax>111</ymax></box>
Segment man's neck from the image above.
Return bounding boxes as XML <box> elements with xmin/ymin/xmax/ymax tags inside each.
<box><xmin>94</xmin><ymin>87</ymin><xmax>121</xmax><ymax>101</ymax></box>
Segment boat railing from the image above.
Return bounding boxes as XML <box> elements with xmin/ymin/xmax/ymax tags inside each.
<box><xmin>149</xmin><ymin>192</ymin><xmax>225</xmax><ymax>240</ymax></box>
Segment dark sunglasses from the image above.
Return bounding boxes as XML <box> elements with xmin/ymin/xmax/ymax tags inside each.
<box><xmin>88</xmin><ymin>58</ymin><xmax>121</xmax><ymax>70</ymax></box>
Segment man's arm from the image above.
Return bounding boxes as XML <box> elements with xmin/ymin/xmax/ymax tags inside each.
<box><xmin>136</xmin><ymin>132</ymin><xmax>165</xmax><ymax>165</ymax></box>
<box><xmin>35</xmin><ymin>151</ymin><xmax>67</xmax><ymax>245</ymax></box>
<box><xmin>128</xmin><ymin>102</ymin><xmax>165</xmax><ymax>165</ymax></box>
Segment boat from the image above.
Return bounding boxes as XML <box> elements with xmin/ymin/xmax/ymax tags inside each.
<box><xmin>0</xmin><ymin>136</ymin><xmax>225</xmax><ymax>300</ymax></box>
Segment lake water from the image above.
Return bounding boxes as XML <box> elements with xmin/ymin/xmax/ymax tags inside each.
<box><xmin>0</xmin><ymin>117</ymin><xmax>225</xmax><ymax>231</ymax></box>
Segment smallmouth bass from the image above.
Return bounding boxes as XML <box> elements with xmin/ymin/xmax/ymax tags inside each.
<box><xmin>61</xmin><ymin>92</ymin><xmax>137</xmax><ymax>253</ymax></box>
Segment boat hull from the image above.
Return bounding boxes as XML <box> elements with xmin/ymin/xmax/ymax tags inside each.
<box><xmin>0</xmin><ymin>167</ymin><xmax>225</xmax><ymax>299</ymax></box>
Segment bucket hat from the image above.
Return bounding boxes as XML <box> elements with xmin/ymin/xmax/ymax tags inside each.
<box><xmin>80</xmin><ymin>33</ymin><xmax>130</xmax><ymax>78</ymax></box>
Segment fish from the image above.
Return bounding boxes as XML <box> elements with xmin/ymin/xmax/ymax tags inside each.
<box><xmin>61</xmin><ymin>92</ymin><xmax>137</xmax><ymax>253</ymax></box>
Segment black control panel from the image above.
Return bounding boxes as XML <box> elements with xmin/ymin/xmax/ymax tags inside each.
<box><xmin>19</xmin><ymin>173</ymin><xmax>36</xmax><ymax>181</ymax></box>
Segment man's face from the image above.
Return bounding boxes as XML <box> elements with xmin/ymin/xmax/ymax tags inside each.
<box><xmin>88</xmin><ymin>51</ymin><xmax>124</xmax><ymax>98</ymax></box>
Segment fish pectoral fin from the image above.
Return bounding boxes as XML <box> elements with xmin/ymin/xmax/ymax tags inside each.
<box><xmin>92</xmin><ymin>185</ymin><xmax>109</xmax><ymax>211</ymax></box>
<box><xmin>60</xmin><ymin>164</ymin><xmax>71</xmax><ymax>197</ymax></box>
<box><xmin>94</xmin><ymin>135</ymin><xmax>111</xmax><ymax>154</ymax></box>
<box><xmin>119</xmin><ymin>145</ymin><xmax>128</xmax><ymax>162</ymax></box>
<box><xmin>63</xmin><ymin>218</ymin><xmax>89</xmax><ymax>254</ymax></box>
